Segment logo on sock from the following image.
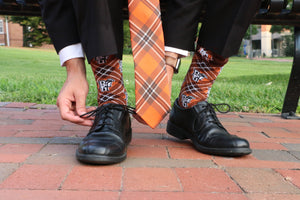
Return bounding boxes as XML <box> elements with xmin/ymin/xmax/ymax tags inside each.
<box><xmin>99</xmin><ymin>79</ymin><xmax>114</xmax><ymax>92</ymax></box>
<box><xmin>181</xmin><ymin>95</ymin><xmax>195</xmax><ymax>108</ymax></box>
<box><xmin>192</xmin><ymin>69</ymin><xmax>207</xmax><ymax>82</ymax></box>
<box><xmin>198</xmin><ymin>48</ymin><xmax>213</xmax><ymax>61</ymax></box>
<box><xmin>95</xmin><ymin>56</ymin><xmax>109</xmax><ymax>64</ymax></box>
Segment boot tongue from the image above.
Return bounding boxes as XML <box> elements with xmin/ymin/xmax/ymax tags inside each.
<box><xmin>195</xmin><ymin>101</ymin><xmax>226</xmax><ymax>131</ymax></box>
<box><xmin>88</xmin><ymin>104</ymin><xmax>122</xmax><ymax>134</ymax></box>
<box><xmin>95</xmin><ymin>111</ymin><xmax>114</xmax><ymax>132</ymax></box>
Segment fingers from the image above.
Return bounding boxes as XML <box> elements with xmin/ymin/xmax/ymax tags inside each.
<box><xmin>57</xmin><ymin>99</ymin><xmax>94</xmax><ymax>127</ymax></box>
<box><xmin>77</xmin><ymin>106</ymin><xmax>96</xmax><ymax>121</ymax></box>
<box><xmin>86</xmin><ymin>106</ymin><xmax>97</xmax><ymax>112</ymax></box>
<box><xmin>56</xmin><ymin>68</ymin><xmax>92</xmax><ymax>126</ymax></box>
<box><xmin>84</xmin><ymin>106</ymin><xmax>97</xmax><ymax>120</ymax></box>
<box><xmin>75</xmin><ymin>94</ymin><xmax>88</xmax><ymax>116</ymax></box>
<box><xmin>60</xmin><ymin>106</ymin><xmax>94</xmax><ymax>126</ymax></box>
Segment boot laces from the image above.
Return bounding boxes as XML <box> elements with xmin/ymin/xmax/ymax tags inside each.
<box><xmin>80</xmin><ymin>104</ymin><xmax>136</xmax><ymax>118</ymax></box>
<box><xmin>203</xmin><ymin>103</ymin><xmax>231</xmax><ymax>129</ymax></box>
<box><xmin>80</xmin><ymin>104</ymin><xmax>136</xmax><ymax>133</ymax></box>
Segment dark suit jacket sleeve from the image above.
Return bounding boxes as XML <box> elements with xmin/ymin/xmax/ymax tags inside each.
<box><xmin>39</xmin><ymin>0</ymin><xmax>81</xmax><ymax>54</ymax></box>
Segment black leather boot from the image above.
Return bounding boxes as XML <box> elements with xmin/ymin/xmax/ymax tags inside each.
<box><xmin>167</xmin><ymin>99</ymin><xmax>251</xmax><ymax>157</ymax></box>
<box><xmin>76</xmin><ymin>104</ymin><xmax>132</xmax><ymax>164</ymax></box>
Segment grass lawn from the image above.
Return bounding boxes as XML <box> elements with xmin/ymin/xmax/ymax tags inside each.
<box><xmin>0</xmin><ymin>47</ymin><xmax>298</xmax><ymax>114</ymax></box>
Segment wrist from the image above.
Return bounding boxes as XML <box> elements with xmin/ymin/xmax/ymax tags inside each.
<box><xmin>65</xmin><ymin>58</ymin><xmax>86</xmax><ymax>77</ymax></box>
<box><xmin>165</xmin><ymin>52</ymin><xmax>181</xmax><ymax>74</ymax></box>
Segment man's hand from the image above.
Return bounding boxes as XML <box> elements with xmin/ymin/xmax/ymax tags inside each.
<box><xmin>57</xmin><ymin>58</ymin><xmax>95</xmax><ymax>126</ymax></box>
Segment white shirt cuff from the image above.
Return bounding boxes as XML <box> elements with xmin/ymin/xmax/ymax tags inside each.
<box><xmin>58</xmin><ymin>43</ymin><xmax>85</xmax><ymax>66</ymax></box>
<box><xmin>165</xmin><ymin>46</ymin><xmax>190</xmax><ymax>57</ymax></box>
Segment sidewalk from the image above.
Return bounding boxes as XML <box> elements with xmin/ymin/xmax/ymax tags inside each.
<box><xmin>0</xmin><ymin>102</ymin><xmax>299</xmax><ymax>200</ymax></box>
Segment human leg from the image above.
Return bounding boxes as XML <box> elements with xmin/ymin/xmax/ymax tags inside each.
<box><xmin>167</xmin><ymin>45</ymin><xmax>252</xmax><ymax>157</ymax></box>
<box><xmin>164</xmin><ymin>0</ymin><xmax>261</xmax><ymax>156</ymax></box>
<box><xmin>73</xmin><ymin>0</ymin><xmax>131</xmax><ymax>164</ymax></box>
<box><xmin>77</xmin><ymin>55</ymin><xmax>132</xmax><ymax>164</ymax></box>
<box><xmin>167</xmin><ymin>45</ymin><xmax>252</xmax><ymax>156</ymax></box>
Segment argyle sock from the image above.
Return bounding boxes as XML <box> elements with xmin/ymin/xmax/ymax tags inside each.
<box><xmin>90</xmin><ymin>55</ymin><xmax>127</xmax><ymax>106</ymax></box>
<box><xmin>178</xmin><ymin>46</ymin><xmax>228</xmax><ymax>108</ymax></box>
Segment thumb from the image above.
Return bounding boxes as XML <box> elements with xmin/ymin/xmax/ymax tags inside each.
<box><xmin>76</xmin><ymin>96</ymin><xmax>87</xmax><ymax>116</ymax></box>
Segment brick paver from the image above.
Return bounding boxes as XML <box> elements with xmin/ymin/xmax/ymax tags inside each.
<box><xmin>0</xmin><ymin>102</ymin><xmax>300</xmax><ymax>199</ymax></box>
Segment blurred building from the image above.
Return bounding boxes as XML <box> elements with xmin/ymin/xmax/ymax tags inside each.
<box><xmin>0</xmin><ymin>15</ymin><xmax>23</xmax><ymax>47</ymax></box>
<box><xmin>246</xmin><ymin>25</ymin><xmax>292</xmax><ymax>58</ymax></box>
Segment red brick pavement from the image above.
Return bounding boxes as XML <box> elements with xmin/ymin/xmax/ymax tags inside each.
<box><xmin>0</xmin><ymin>102</ymin><xmax>300</xmax><ymax>200</ymax></box>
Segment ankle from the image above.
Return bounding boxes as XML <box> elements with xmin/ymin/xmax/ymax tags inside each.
<box><xmin>91</xmin><ymin>55</ymin><xmax>127</xmax><ymax>106</ymax></box>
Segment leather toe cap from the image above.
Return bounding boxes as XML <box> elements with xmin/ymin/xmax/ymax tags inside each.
<box><xmin>78</xmin><ymin>135</ymin><xmax>125</xmax><ymax>156</ymax></box>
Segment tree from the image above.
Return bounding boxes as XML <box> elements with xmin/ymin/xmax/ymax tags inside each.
<box><xmin>270</xmin><ymin>25</ymin><xmax>293</xmax><ymax>34</ymax></box>
<box><xmin>244</xmin><ymin>25</ymin><xmax>259</xmax><ymax>40</ymax></box>
<box><xmin>269</xmin><ymin>0</ymin><xmax>294</xmax><ymax>34</ymax></box>
<box><xmin>9</xmin><ymin>16</ymin><xmax>51</xmax><ymax>47</ymax></box>
<box><xmin>270</xmin><ymin>25</ymin><xmax>294</xmax><ymax>57</ymax></box>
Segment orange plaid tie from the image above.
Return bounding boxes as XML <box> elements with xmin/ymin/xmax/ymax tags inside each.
<box><xmin>128</xmin><ymin>0</ymin><xmax>171</xmax><ymax>128</ymax></box>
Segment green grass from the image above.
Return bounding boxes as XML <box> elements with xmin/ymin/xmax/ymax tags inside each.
<box><xmin>0</xmin><ymin>47</ymin><xmax>298</xmax><ymax>114</ymax></box>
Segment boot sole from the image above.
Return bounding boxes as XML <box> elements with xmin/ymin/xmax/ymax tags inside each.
<box><xmin>167</xmin><ymin>120</ymin><xmax>252</xmax><ymax>157</ymax></box>
<box><xmin>76</xmin><ymin>150</ymin><xmax>127</xmax><ymax>165</ymax></box>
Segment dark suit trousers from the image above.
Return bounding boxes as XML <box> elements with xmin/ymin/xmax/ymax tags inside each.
<box><xmin>39</xmin><ymin>0</ymin><xmax>123</xmax><ymax>62</ymax></box>
<box><xmin>163</xmin><ymin>0</ymin><xmax>261</xmax><ymax>58</ymax></box>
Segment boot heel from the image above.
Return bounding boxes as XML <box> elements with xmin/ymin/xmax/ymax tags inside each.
<box><xmin>167</xmin><ymin>121</ymin><xmax>188</xmax><ymax>140</ymax></box>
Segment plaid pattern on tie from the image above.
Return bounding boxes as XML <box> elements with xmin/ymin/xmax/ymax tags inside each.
<box><xmin>128</xmin><ymin>0</ymin><xmax>170</xmax><ymax>128</ymax></box>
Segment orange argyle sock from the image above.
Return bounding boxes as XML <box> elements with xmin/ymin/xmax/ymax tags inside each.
<box><xmin>178</xmin><ymin>47</ymin><xmax>228</xmax><ymax>108</ymax></box>
<box><xmin>90</xmin><ymin>55</ymin><xmax>127</xmax><ymax>106</ymax></box>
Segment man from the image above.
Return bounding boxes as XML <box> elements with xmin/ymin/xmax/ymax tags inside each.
<box><xmin>40</xmin><ymin>0</ymin><xmax>261</xmax><ymax>165</ymax></box>
<box><xmin>163</xmin><ymin>0</ymin><xmax>261</xmax><ymax>156</ymax></box>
